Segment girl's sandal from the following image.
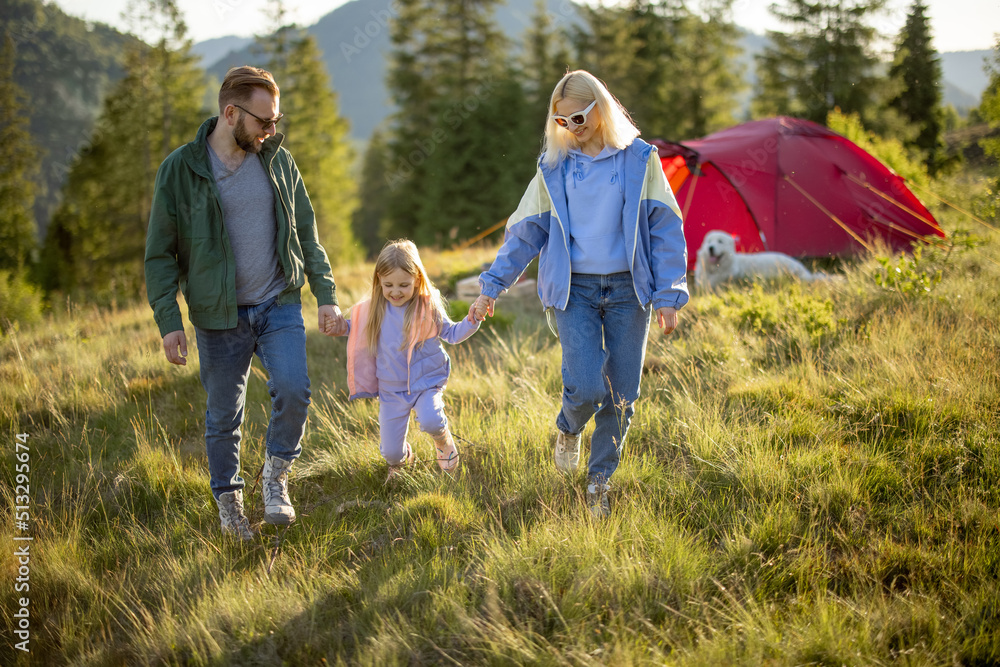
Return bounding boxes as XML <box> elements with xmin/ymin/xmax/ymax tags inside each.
<box><xmin>435</xmin><ymin>430</ymin><xmax>460</xmax><ymax>473</ymax></box>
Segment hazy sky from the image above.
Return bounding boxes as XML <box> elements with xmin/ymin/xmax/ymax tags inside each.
<box><xmin>47</xmin><ymin>0</ymin><xmax>998</xmax><ymax>53</ymax></box>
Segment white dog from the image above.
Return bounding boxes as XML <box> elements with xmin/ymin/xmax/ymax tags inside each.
<box><xmin>695</xmin><ymin>230</ymin><xmax>822</xmax><ymax>292</ymax></box>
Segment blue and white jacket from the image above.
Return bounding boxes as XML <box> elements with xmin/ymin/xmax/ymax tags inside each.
<box><xmin>479</xmin><ymin>138</ymin><xmax>689</xmax><ymax>311</ymax></box>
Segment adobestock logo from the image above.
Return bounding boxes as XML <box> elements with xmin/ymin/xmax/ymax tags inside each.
<box><xmin>339</xmin><ymin>0</ymin><xmax>400</xmax><ymax>63</ymax></box>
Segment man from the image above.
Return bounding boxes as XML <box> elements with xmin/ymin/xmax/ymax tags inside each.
<box><xmin>145</xmin><ymin>66</ymin><xmax>347</xmax><ymax>540</ymax></box>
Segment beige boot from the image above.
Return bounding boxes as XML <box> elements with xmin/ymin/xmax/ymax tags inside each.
<box><xmin>216</xmin><ymin>490</ymin><xmax>255</xmax><ymax>540</ymax></box>
<box><xmin>434</xmin><ymin>429</ymin><xmax>460</xmax><ymax>473</ymax></box>
<box><xmin>262</xmin><ymin>455</ymin><xmax>296</xmax><ymax>525</ymax></box>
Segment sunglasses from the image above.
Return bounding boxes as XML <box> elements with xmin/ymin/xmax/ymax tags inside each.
<box><xmin>551</xmin><ymin>100</ymin><xmax>597</xmax><ymax>128</ymax></box>
<box><xmin>233</xmin><ymin>104</ymin><xmax>284</xmax><ymax>129</ymax></box>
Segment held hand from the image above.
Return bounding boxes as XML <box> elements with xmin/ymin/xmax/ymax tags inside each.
<box><xmin>326</xmin><ymin>306</ymin><xmax>348</xmax><ymax>337</ymax></box>
<box><xmin>656</xmin><ymin>307</ymin><xmax>678</xmax><ymax>335</ymax></box>
<box><xmin>469</xmin><ymin>294</ymin><xmax>496</xmax><ymax>322</ymax></box>
<box><xmin>319</xmin><ymin>305</ymin><xmax>347</xmax><ymax>336</ymax></box>
<box><xmin>162</xmin><ymin>330</ymin><xmax>188</xmax><ymax>365</ymax></box>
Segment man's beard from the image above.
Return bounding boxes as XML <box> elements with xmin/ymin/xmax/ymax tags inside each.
<box><xmin>234</xmin><ymin>115</ymin><xmax>264</xmax><ymax>154</ymax></box>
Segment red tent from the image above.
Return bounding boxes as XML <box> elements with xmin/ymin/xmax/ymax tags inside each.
<box><xmin>651</xmin><ymin>117</ymin><xmax>946</xmax><ymax>271</ymax></box>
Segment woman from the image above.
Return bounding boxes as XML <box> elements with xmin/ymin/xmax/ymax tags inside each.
<box><xmin>471</xmin><ymin>70</ymin><xmax>688</xmax><ymax>517</ymax></box>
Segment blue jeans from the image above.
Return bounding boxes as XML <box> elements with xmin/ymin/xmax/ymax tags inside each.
<box><xmin>195</xmin><ymin>298</ymin><xmax>311</xmax><ymax>498</ymax></box>
<box><xmin>554</xmin><ymin>273</ymin><xmax>651</xmax><ymax>483</ymax></box>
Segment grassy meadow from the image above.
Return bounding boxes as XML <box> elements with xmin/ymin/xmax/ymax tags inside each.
<box><xmin>3</xmin><ymin>190</ymin><xmax>1000</xmax><ymax>665</ymax></box>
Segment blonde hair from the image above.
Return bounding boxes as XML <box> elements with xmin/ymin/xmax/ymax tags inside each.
<box><xmin>365</xmin><ymin>239</ymin><xmax>446</xmax><ymax>353</ymax></box>
<box><xmin>541</xmin><ymin>70</ymin><xmax>640</xmax><ymax>169</ymax></box>
<box><xmin>218</xmin><ymin>66</ymin><xmax>279</xmax><ymax>114</ymax></box>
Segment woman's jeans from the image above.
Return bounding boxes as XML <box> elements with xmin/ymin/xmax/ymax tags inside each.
<box><xmin>195</xmin><ymin>298</ymin><xmax>310</xmax><ymax>499</ymax></box>
<box><xmin>554</xmin><ymin>273</ymin><xmax>651</xmax><ymax>484</ymax></box>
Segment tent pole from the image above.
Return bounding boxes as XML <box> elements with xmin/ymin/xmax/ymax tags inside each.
<box><xmin>682</xmin><ymin>173</ymin><xmax>699</xmax><ymax>220</ymax></box>
<box><xmin>784</xmin><ymin>175</ymin><xmax>875</xmax><ymax>252</ymax></box>
<box><xmin>455</xmin><ymin>217</ymin><xmax>509</xmax><ymax>251</ymax></box>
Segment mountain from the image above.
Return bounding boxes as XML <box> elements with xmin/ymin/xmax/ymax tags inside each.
<box><xmin>205</xmin><ymin>0</ymin><xmax>580</xmax><ymax>141</ymax></box>
<box><xmin>939</xmin><ymin>50</ymin><xmax>992</xmax><ymax>112</ymax></box>
<box><xmin>190</xmin><ymin>35</ymin><xmax>253</xmax><ymax>70</ymax></box>
<box><xmin>4</xmin><ymin>0</ymin><xmax>138</xmax><ymax>238</ymax></box>
<box><xmin>943</xmin><ymin>81</ymin><xmax>980</xmax><ymax>113</ymax></box>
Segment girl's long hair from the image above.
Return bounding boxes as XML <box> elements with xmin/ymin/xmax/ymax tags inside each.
<box><xmin>365</xmin><ymin>239</ymin><xmax>446</xmax><ymax>354</ymax></box>
<box><xmin>540</xmin><ymin>70</ymin><xmax>640</xmax><ymax>169</ymax></box>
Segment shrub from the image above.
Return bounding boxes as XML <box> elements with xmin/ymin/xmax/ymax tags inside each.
<box><xmin>0</xmin><ymin>269</ymin><xmax>43</xmax><ymax>333</ymax></box>
<box><xmin>724</xmin><ymin>284</ymin><xmax>840</xmax><ymax>347</ymax></box>
<box><xmin>872</xmin><ymin>229</ymin><xmax>983</xmax><ymax>297</ymax></box>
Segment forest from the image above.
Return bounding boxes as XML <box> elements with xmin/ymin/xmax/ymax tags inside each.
<box><xmin>1</xmin><ymin>0</ymin><xmax>997</xmax><ymax>322</ymax></box>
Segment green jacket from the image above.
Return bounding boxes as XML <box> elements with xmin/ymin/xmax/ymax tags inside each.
<box><xmin>144</xmin><ymin>117</ymin><xmax>337</xmax><ymax>337</ymax></box>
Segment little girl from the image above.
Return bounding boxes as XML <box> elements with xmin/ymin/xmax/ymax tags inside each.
<box><xmin>330</xmin><ymin>240</ymin><xmax>481</xmax><ymax>478</ymax></box>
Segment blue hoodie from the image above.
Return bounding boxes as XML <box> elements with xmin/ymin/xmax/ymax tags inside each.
<box><xmin>479</xmin><ymin>138</ymin><xmax>689</xmax><ymax>312</ymax></box>
<box><xmin>565</xmin><ymin>145</ymin><xmax>630</xmax><ymax>275</ymax></box>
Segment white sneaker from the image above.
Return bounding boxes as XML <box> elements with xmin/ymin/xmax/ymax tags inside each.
<box><xmin>262</xmin><ymin>455</ymin><xmax>296</xmax><ymax>525</ymax></box>
<box><xmin>554</xmin><ymin>430</ymin><xmax>581</xmax><ymax>473</ymax></box>
<box><xmin>216</xmin><ymin>490</ymin><xmax>255</xmax><ymax>540</ymax></box>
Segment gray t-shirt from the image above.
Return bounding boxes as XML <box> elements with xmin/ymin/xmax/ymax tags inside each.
<box><xmin>207</xmin><ymin>144</ymin><xmax>286</xmax><ymax>306</ymax></box>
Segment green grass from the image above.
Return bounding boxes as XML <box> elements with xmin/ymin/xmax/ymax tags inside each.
<box><xmin>3</xmin><ymin>204</ymin><xmax>1000</xmax><ymax>665</ymax></box>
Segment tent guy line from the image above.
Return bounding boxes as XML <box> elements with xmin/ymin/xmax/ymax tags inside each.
<box><xmin>843</xmin><ymin>172</ymin><xmax>942</xmax><ymax>231</ymax></box>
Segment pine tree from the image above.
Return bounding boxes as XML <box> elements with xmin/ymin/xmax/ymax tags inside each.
<box><xmin>752</xmin><ymin>0</ymin><xmax>887</xmax><ymax>125</ymax></box>
<box><xmin>666</xmin><ymin>1</ymin><xmax>745</xmax><ymax>138</ymax></box>
<box><xmin>521</xmin><ymin>0</ymin><xmax>573</xmax><ymax>115</ymax></box>
<box><xmin>385</xmin><ymin>0</ymin><xmax>532</xmax><ymax>245</ymax></box>
<box><xmin>572</xmin><ymin>1</ymin><xmax>669</xmax><ymax>136</ymax></box>
<box><xmin>353</xmin><ymin>129</ymin><xmax>392</xmax><ymax>257</ymax></box>
<box><xmin>258</xmin><ymin>6</ymin><xmax>362</xmax><ymax>265</ymax></box>
<box><xmin>752</xmin><ymin>25</ymin><xmax>809</xmax><ymax>118</ymax></box>
<box><xmin>887</xmin><ymin>0</ymin><xmax>945</xmax><ymax>174</ymax></box>
<box><xmin>0</xmin><ymin>33</ymin><xmax>38</xmax><ymax>272</ymax></box>
<box><xmin>41</xmin><ymin>0</ymin><xmax>206</xmax><ymax>301</ymax></box>
<box><xmin>573</xmin><ymin>1</ymin><xmax>744</xmax><ymax>140</ymax></box>
<box><xmin>6</xmin><ymin>0</ymin><xmax>139</xmax><ymax>243</ymax></box>
<box><xmin>976</xmin><ymin>39</ymin><xmax>1000</xmax><ymax>220</ymax></box>
<box><xmin>416</xmin><ymin>77</ymin><xmax>537</xmax><ymax>247</ymax></box>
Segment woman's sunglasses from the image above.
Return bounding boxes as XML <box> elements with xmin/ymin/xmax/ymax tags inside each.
<box><xmin>551</xmin><ymin>100</ymin><xmax>597</xmax><ymax>128</ymax></box>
